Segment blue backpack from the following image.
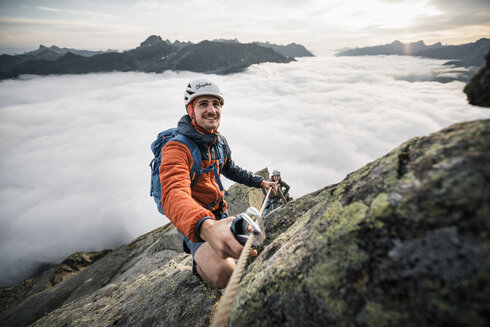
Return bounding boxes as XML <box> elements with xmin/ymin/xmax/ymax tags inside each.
<box><xmin>150</xmin><ymin>128</ymin><xmax>227</xmax><ymax>215</ymax></box>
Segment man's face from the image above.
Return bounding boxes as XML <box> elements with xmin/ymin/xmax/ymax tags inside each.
<box><xmin>273</xmin><ymin>175</ymin><xmax>280</xmax><ymax>181</ymax></box>
<box><xmin>194</xmin><ymin>96</ymin><xmax>222</xmax><ymax>133</ymax></box>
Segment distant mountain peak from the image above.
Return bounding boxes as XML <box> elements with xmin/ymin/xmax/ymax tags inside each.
<box><xmin>336</xmin><ymin>38</ymin><xmax>489</xmax><ymax>71</ymax></box>
<box><xmin>254</xmin><ymin>41</ymin><xmax>314</xmax><ymax>58</ymax></box>
<box><xmin>140</xmin><ymin>35</ymin><xmax>165</xmax><ymax>48</ymax></box>
<box><xmin>212</xmin><ymin>38</ymin><xmax>239</xmax><ymax>44</ymax></box>
<box><xmin>1</xmin><ymin>36</ymin><xmax>313</xmax><ymax>79</ymax></box>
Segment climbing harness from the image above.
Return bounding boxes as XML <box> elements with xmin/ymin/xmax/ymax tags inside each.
<box><xmin>211</xmin><ymin>187</ymin><xmax>273</xmax><ymax>327</ymax></box>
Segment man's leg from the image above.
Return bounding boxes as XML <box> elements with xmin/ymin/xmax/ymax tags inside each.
<box><xmin>272</xmin><ymin>199</ymin><xmax>280</xmax><ymax>211</ymax></box>
<box><xmin>263</xmin><ymin>200</ymin><xmax>271</xmax><ymax>216</ymax></box>
<box><xmin>194</xmin><ymin>242</ymin><xmax>235</xmax><ymax>289</ymax></box>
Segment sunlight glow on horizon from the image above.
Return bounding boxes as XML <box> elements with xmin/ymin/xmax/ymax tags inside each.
<box><xmin>0</xmin><ymin>0</ymin><xmax>488</xmax><ymax>55</ymax></box>
<box><xmin>316</xmin><ymin>0</ymin><xmax>442</xmax><ymax>30</ymax></box>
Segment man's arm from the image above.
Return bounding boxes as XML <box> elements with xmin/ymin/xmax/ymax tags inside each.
<box><xmin>262</xmin><ymin>180</ymin><xmax>278</xmax><ymax>193</ymax></box>
<box><xmin>222</xmin><ymin>156</ymin><xmax>277</xmax><ymax>194</ymax></box>
<box><xmin>280</xmin><ymin>180</ymin><xmax>290</xmax><ymax>195</ymax></box>
<box><xmin>219</xmin><ymin>135</ymin><xmax>263</xmax><ymax>187</ymax></box>
<box><xmin>160</xmin><ymin>141</ymin><xmax>215</xmax><ymax>243</ymax></box>
<box><xmin>198</xmin><ymin>218</ymin><xmax>258</xmax><ymax>259</ymax></box>
<box><xmin>222</xmin><ymin>157</ymin><xmax>264</xmax><ymax>187</ymax></box>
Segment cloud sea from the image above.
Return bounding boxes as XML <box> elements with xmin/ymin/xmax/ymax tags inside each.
<box><xmin>0</xmin><ymin>55</ymin><xmax>488</xmax><ymax>286</ymax></box>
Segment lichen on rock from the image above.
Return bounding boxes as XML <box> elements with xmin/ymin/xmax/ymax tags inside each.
<box><xmin>464</xmin><ymin>50</ymin><xmax>490</xmax><ymax>108</ymax></box>
<box><xmin>1</xmin><ymin>119</ymin><xmax>489</xmax><ymax>327</ymax></box>
<box><xmin>230</xmin><ymin>119</ymin><xmax>490</xmax><ymax>327</ymax></box>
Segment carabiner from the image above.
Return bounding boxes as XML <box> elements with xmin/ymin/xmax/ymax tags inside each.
<box><xmin>230</xmin><ymin>207</ymin><xmax>266</xmax><ymax>246</ymax></box>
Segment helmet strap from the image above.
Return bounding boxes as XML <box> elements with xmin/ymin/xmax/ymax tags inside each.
<box><xmin>187</xmin><ymin>99</ymin><xmax>197</xmax><ymax>122</ymax></box>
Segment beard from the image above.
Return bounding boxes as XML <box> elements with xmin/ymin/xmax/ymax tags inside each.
<box><xmin>196</xmin><ymin>113</ymin><xmax>221</xmax><ymax>133</ymax></box>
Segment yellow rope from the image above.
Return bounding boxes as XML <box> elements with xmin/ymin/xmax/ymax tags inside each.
<box><xmin>211</xmin><ymin>234</ymin><xmax>254</xmax><ymax>327</ymax></box>
<box><xmin>211</xmin><ymin>187</ymin><xmax>272</xmax><ymax>326</ymax></box>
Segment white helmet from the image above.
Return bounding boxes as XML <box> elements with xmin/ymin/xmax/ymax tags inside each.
<box><xmin>184</xmin><ymin>79</ymin><xmax>224</xmax><ymax>108</ymax></box>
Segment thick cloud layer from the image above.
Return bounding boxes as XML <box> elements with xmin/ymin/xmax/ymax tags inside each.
<box><xmin>0</xmin><ymin>55</ymin><xmax>489</xmax><ymax>286</ymax></box>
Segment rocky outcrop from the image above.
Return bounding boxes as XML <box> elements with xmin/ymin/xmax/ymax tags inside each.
<box><xmin>0</xmin><ymin>224</ymin><xmax>200</xmax><ymax>327</ymax></box>
<box><xmin>225</xmin><ymin>167</ymin><xmax>270</xmax><ymax>216</ymax></box>
<box><xmin>464</xmin><ymin>50</ymin><xmax>490</xmax><ymax>107</ymax></box>
<box><xmin>0</xmin><ymin>250</ymin><xmax>111</xmax><ymax>312</ymax></box>
<box><xmin>231</xmin><ymin>119</ymin><xmax>490</xmax><ymax>326</ymax></box>
<box><xmin>1</xmin><ymin>119</ymin><xmax>489</xmax><ymax>326</ymax></box>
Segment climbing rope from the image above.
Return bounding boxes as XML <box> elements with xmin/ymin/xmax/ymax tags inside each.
<box><xmin>277</xmin><ymin>186</ymin><xmax>288</xmax><ymax>204</ymax></box>
<box><xmin>260</xmin><ymin>187</ymin><xmax>273</xmax><ymax>214</ymax></box>
<box><xmin>211</xmin><ymin>187</ymin><xmax>273</xmax><ymax>327</ymax></box>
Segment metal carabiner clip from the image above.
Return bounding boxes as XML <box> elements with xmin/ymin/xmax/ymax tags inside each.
<box><xmin>230</xmin><ymin>207</ymin><xmax>266</xmax><ymax>246</ymax></box>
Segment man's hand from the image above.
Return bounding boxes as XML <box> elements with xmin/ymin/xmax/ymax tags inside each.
<box><xmin>199</xmin><ymin>217</ymin><xmax>258</xmax><ymax>259</ymax></box>
<box><xmin>262</xmin><ymin>180</ymin><xmax>278</xmax><ymax>194</ymax></box>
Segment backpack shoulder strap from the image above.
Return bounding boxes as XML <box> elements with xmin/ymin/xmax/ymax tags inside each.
<box><xmin>214</xmin><ymin>136</ymin><xmax>228</xmax><ymax>196</ymax></box>
<box><xmin>172</xmin><ymin>134</ymin><xmax>202</xmax><ymax>188</ymax></box>
<box><xmin>216</xmin><ymin>135</ymin><xmax>226</xmax><ymax>170</ymax></box>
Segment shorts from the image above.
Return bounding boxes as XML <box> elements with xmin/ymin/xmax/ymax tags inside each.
<box><xmin>179</xmin><ymin>209</ymin><xmax>228</xmax><ymax>277</ymax></box>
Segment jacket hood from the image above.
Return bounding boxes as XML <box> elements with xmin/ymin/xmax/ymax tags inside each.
<box><xmin>177</xmin><ymin>115</ymin><xmax>217</xmax><ymax>148</ymax></box>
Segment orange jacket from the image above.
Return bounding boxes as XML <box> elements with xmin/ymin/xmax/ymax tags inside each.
<box><xmin>159</xmin><ymin>115</ymin><xmax>264</xmax><ymax>242</ymax></box>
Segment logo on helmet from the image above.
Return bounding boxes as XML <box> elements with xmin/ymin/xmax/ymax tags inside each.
<box><xmin>196</xmin><ymin>83</ymin><xmax>212</xmax><ymax>89</ymax></box>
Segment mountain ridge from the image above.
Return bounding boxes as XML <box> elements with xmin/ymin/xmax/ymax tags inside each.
<box><xmin>0</xmin><ymin>35</ymin><xmax>313</xmax><ymax>80</ymax></box>
<box><xmin>335</xmin><ymin>38</ymin><xmax>489</xmax><ymax>67</ymax></box>
<box><xmin>24</xmin><ymin>45</ymin><xmax>117</xmax><ymax>60</ymax></box>
<box><xmin>1</xmin><ymin>119</ymin><xmax>488</xmax><ymax>326</ymax></box>
<box><xmin>336</xmin><ymin>38</ymin><xmax>490</xmax><ymax>82</ymax></box>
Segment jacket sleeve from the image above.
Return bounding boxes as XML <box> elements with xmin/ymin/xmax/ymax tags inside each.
<box><xmin>280</xmin><ymin>180</ymin><xmax>290</xmax><ymax>195</ymax></box>
<box><xmin>160</xmin><ymin>141</ymin><xmax>214</xmax><ymax>242</ymax></box>
<box><xmin>220</xmin><ymin>136</ymin><xmax>264</xmax><ymax>188</ymax></box>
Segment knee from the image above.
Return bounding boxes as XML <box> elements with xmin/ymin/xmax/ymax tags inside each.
<box><xmin>209</xmin><ymin>260</ymin><xmax>235</xmax><ymax>289</ymax></box>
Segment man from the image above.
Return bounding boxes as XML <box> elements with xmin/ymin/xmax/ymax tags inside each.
<box><xmin>159</xmin><ymin>79</ymin><xmax>277</xmax><ymax>288</ymax></box>
<box><xmin>263</xmin><ymin>170</ymin><xmax>291</xmax><ymax>216</ymax></box>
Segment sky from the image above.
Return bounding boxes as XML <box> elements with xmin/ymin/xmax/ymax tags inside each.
<box><xmin>1</xmin><ymin>55</ymin><xmax>490</xmax><ymax>286</ymax></box>
<box><xmin>0</xmin><ymin>0</ymin><xmax>489</xmax><ymax>54</ymax></box>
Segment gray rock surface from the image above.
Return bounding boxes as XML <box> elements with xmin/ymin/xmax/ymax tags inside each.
<box><xmin>464</xmin><ymin>50</ymin><xmax>490</xmax><ymax>107</ymax></box>
<box><xmin>225</xmin><ymin>167</ymin><xmax>270</xmax><ymax>217</ymax></box>
<box><xmin>1</xmin><ymin>119</ymin><xmax>489</xmax><ymax>326</ymax></box>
